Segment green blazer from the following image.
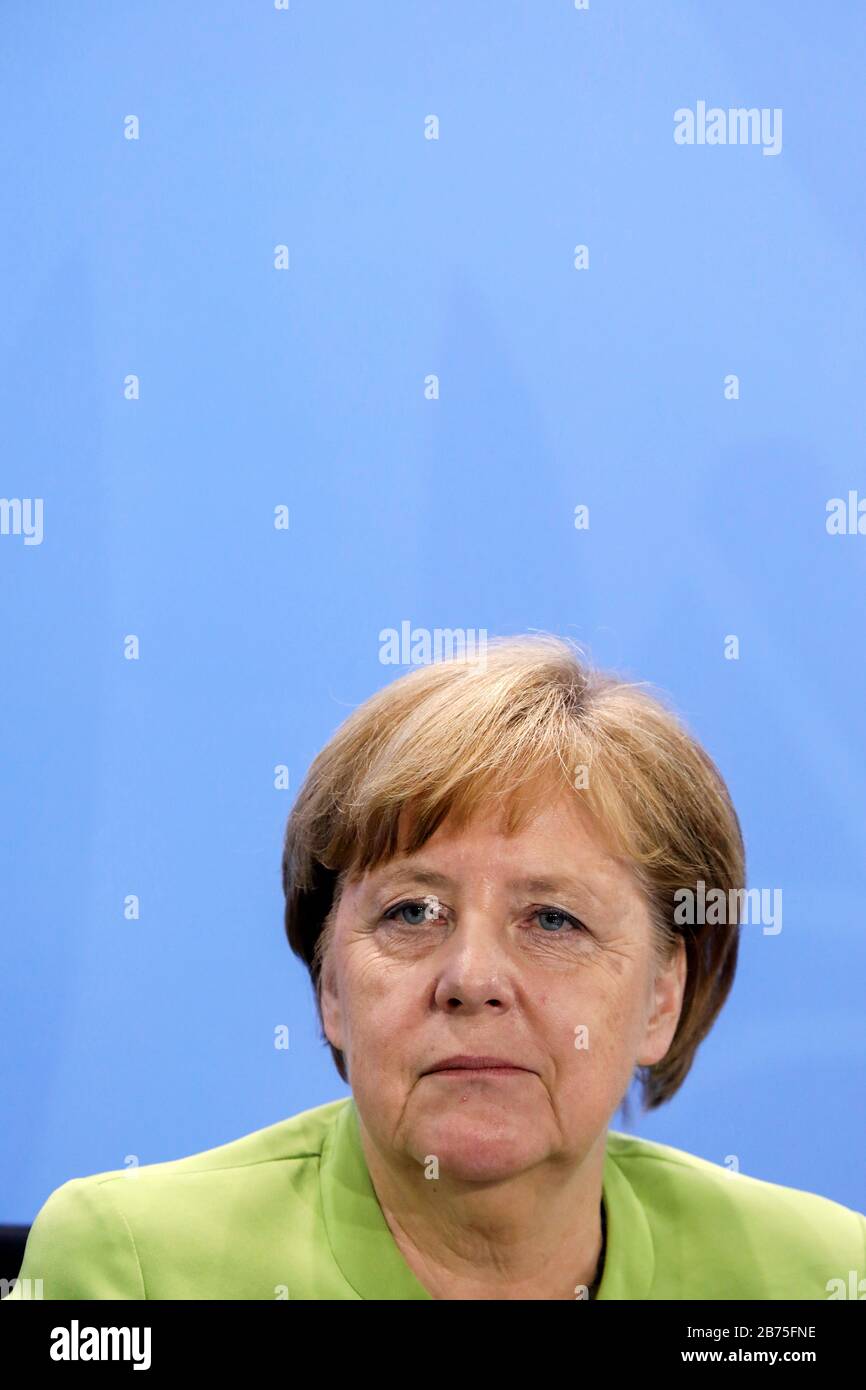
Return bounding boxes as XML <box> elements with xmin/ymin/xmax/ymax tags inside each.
<box><xmin>3</xmin><ymin>1096</ymin><xmax>865</xmax><ymax>1300</ymax></box>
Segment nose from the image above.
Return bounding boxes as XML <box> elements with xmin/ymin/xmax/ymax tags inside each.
<box><xmin>431</xmin><ymin>912</ymin><xmax>516</xmax><ymax>1014</ymax></box>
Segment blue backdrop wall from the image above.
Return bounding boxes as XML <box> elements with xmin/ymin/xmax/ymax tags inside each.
<box><xmin>2</xmin><ymin>0</ymin><xmax>864</xmax><ymax>1224</ymax></box>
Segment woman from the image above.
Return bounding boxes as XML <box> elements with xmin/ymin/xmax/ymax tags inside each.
<box><xmin>5</xmin><ymin>635</ymin><xmax>864</xmax><ymax>1299</ymax></box>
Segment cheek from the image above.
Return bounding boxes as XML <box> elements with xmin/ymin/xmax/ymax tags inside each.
<box><xmin>542</xmin><ymin>958</ymin><xmax>648</xmax><ymax>1068</ymax></box>
<box><xmin>342</xmin><ymin>950</ymin><xmax>415</xmax><ymax>1037</ymax></box>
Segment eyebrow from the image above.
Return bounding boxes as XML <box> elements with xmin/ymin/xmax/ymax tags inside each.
<box><xmin>365</xmin><ymin>862</ymin><xmax>606</xmax><ymax>907</ymax></box>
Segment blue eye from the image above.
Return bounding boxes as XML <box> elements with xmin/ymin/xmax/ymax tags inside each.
<box><xmin>534</xmin><ymin>908</ymin><xmax>585</xmax><ymax>933</ymax></box>
<box><xmin>382</xmin><ymin>899</ymin><xmax>441</xmax><ymax>927</ymax></box>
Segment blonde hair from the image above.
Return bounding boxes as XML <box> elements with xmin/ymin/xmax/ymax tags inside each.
<box><xmin>281</xmin><ymin>634</ymin><xmax>745</xmax><ymax>1110</ymax></box>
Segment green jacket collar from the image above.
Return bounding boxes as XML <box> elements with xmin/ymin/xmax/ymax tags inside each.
<box><xmin>320</xmin><ymin>1096</ymin><xmax>431</xmax><ymax>1299</ymax></box>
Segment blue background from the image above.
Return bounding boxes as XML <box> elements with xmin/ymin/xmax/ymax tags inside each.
<box><xmin>2</xmin><ymin>0</ymin><xmax>864</xmax><ymax>1224</ymax></box>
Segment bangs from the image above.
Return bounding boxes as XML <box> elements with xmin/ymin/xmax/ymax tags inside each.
<box><xmin>291</xmin><ymin>635</ymin><xmax>648</xmax><ymax>895</ymax></box>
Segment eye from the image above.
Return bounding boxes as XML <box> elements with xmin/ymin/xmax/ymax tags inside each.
<box><xmin>381</xmin><ymin>897</ymin><xmax>445</xmax><ymax>927</ymax></box>
<box><xmin>379</xmin><ymin>899</ymin><xmax>588</xmax><ymax>935</ymax></box>
<box><xmin>532</xmin><ymin>907</ymin><xmax>587</xmax><ymax>934</ymax></box>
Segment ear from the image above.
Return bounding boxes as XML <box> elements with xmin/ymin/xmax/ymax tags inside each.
<box><xmin>635</xmin><ymin>934</ymin><xmax>687</xmax><ymax>1068</ymax></box>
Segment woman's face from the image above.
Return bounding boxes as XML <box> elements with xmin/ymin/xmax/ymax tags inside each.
<box><xmin>320</xmin><ymin>785</ymin><xmax>686</xmax><ymax>1182</ymax></box>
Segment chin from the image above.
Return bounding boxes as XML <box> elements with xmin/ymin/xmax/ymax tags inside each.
<box><xmin>408</xmin><ymin>1096</ymin><xmax>551</xmax><ymax>1183</ymax></box>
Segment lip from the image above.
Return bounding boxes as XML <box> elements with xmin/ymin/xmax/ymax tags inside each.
<box><xmin>423</xmin><ymin>1054</ymin><xmax>532</xmax><ymax>1075</ymax></box>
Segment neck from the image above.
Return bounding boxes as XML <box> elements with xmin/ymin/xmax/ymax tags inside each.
<box><xmin>358</xmin><ymin>1120</ymin><xmax>608</xmax><ymax>1300</ymax></box>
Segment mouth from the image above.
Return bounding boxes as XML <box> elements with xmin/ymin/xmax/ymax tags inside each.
<box><xmin>427</xmin><ymin>1067</ymin><xmax>529</xmax><ymax>1078</ymax></box>
<box><xmin>423</xmin><ymin>1056</ymin><xmax>533</xmax><ymax>1077</ymax></box>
